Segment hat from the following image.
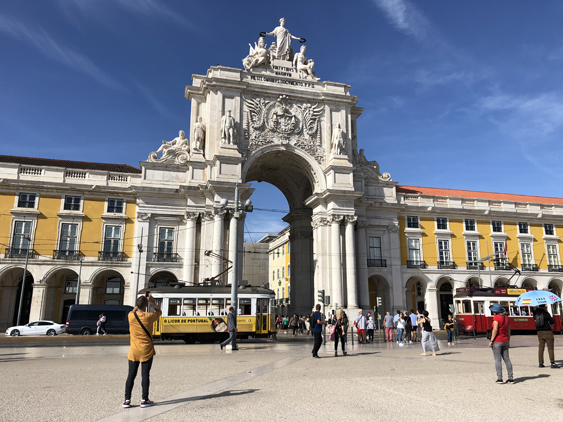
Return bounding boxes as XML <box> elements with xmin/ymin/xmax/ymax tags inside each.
<box><xmin>489</xmin><ymin>303</ymin><xmax>506</xmax><ymax>314</ymax></box>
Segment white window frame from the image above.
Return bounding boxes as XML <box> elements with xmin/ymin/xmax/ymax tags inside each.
<box><xmin>407</xmin><ymin>237</ymin><xmax>423</xmax><ymax>263</ymax></box>
<box><xmin>55</xmin><ymin>218</ymin><xmax>83</xmax><ymax>254</ymax></box>
<box><xmin>106</xmin><ymin>198</ymin><xmax>126</xmax><ymax>215</ymax></box>
<box><xmin>466</xmin><ymin>240</ymin><xmax>479</xmax><ymax>263</ymax></box>
<box><xmin>544</xmin><ymin>224</ymin><xmax>556</xmax><ymax>237</ymax></box>
<box><xmin>60</xmin><ymin>195</ymin><xmax>84</xmax><ymax>213</ymax></box>
<box><xmin>435</xmin><ymin>217</ymin><xmax>449</xmax><ymax>231</ymax></box>
<box><xmin>101</xmin><ymin>223</ymin><xmax>124</xmax><ymax>254</ymax></box>
<box><xmin>464</xmin><ymin>219</ymin><xmax>477</xmax><ymax>232</ymax></box>
<box><xmin>518</xmin><ymin>222</ymin><xmax>529</xmax><ymax>235</ymax></box>
<box><xmin>14</xmin><ymin>192</ymin><xmax>39</xmax><ymax>210</ymax></box>
<box><xmin>491</xmin><ymin>220</ymin><xmax>504</xmax><ymax>234</ymax></box>
<box><xmin>368</xmin><ymin>236</ymin><xmax>382</xmax><ymax>260</ymax></box>
<box><xmin>406</xmin><ymin>216</ymin><xmax>419</xmax><ymax>229</ymax></box>
<box><xmin>520</xmin><ymin>242</ymin><xmax>534</xmax><ymax>266</ymax></box>
<box><xmin>155</xmin><ymin>225</ymin><xmax>176</xmax><ymax>259</ymax></box>
<box><xmin>546</xmin><ymin>243</ymin><xmax>560</xmax><ymax>267</ymax></box>
<box><xmin>9</xmin><ymin>220</ymin><xmax>35</xmax><ymax>251</ymax></box>
<box><xmin>437</xmin><ymin>238</ymin><xmax>452</xmax><ymax>264</ymax></box>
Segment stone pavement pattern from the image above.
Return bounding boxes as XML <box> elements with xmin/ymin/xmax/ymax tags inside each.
<box><xmin>1</xmin><ymin>335</ymin><xmax>562</xmax><ymax>422</ymax></box>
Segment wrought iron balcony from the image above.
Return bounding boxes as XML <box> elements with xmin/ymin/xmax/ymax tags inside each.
<box><xmin>438</xmin><ymin>261</ymin><xmax>457</xmax><ymax>269</ymax></box>
<box><xmin>98</xmin><ymin>251</ymin><xmax>126</xmax><ymax>261</ymax></box>
<box><xmin>4</xmin><ymin>248</ymin><xmax>39</xmax><ymax>259</ymax></box>
<box><xmin>466</xmin><ymin>262</ymin><xmax>485</xmax><ymax>270</ymax></box>
<box><xmin>548</xmin><ymin>265</ymin><xmax>563</xmax><ymax>272</ymax></box>
<box><xmin>407</xmin><ymin>260</ymin><xmax>427</xmax><ymax>269</ymax></box>
<box><xmin>494</xmin><ymin>258</ymin><xmax>512</xmax><ymax>271</ymax></box>
<box><xmin>53</xmin><ymin>250</ymin><xmax>83</xmax><ymax>260</ymax></box>
<box><xmin>152</xmin><ymin>252</ymin><xmax>182</xmax><ymax>263</ymax></box>
<box><xmin>367</xmin><ymin>258</ymin><xmax>387</xmax><ymax>267</ymax></box>
<box><xmin>522</xmin><ymin>264</ymin><xmax>539</xmax><ymax>272</ymax></box>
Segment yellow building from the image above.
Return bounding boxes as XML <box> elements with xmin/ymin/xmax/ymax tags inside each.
<box><xmin>0</xmin><ymin>155</ymin><xmax>139</xmax><ymax>328</ymax></box>
<box><xmin>268</xmin><ymin>227</ymin><xmax>291</xmax><ymax>314</ymax></box>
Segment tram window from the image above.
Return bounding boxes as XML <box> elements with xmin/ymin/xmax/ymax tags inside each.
<box><xmin>149</xmin><ymin>298</ymin><xmax>162</xmax><ymax>313</ymax></box>
<box><xmin>198</xmin><ymin>299</ymin><xmax>210</xmax><ymax>315</ymax></box>
<box><xmin>455</xmin><ymin>300</ymin><xmax>462</xmax><ymax>314</ymax></box>
<box><xmin>519</xmin><ymin>306</ymin><xmax>530</xmax><ymax>316</ymax></box>
<box><xmin>462</xmin><ymin>300</ymin><xmax>472</xmax><ymax>314</ymax></box>
<box><xmin>551</xmin><ymin>304</ymin><xmax>560</xmax><ymax>315</ymax></box>
<box><xmin>183</xmin><ymin>298</ymin><xmax>196</xmax><ymax>316</ymax></box>
<box><xmin>474</xmin><ymin>301</ymin><xmax>484</xmax><ymax>314</ymax></box>
<box><xmin>261</xmin><ymin>299</ymin><xmax>268</xmax><ymax>314</ymax></box>
<box><xmin>239</xmin><ymin>298</ymin><xmax>251</xmax><ymax>315</ymax></box>
<box><xmin>211</xmin><ymin>298</ymin><xmax>224</xmax><ymax>316</ymax></box>
<box><xmin>169</xmin><ymin>298</ymin><xmax>181</xmax><ymax>316</ymax></box>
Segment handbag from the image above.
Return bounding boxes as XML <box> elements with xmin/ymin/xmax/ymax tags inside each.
<box><xmin>329</xmin><ymin>325</ymin><xmax>336</xmax><ymax>341</ymax></box>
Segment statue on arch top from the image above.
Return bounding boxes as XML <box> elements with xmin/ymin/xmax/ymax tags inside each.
<box><xmin>221</xmin><ymin>110</ymin><xmax>237</xmax><ymax>145</ymax></box>
<box><xmin>293</xmin><ymin>45</ymin><xmax>319</xmax><ymax>81</ymax></box>
<box><xmin>148</xmin><ymin>130</ymin><xmax>190</xmax><ymax>164</ymax></box>
<box><xmin>192</xmin><ymin>116</ymin><xmax>206</xmax><ymax>152</ymax></box>
<box><xmin>264</xmin><ymin>17</ymin><xmax>305</xmax><ymax>61</ymax></box>
<box><xmin>243</xmin><ymin>37</ymin><xmax>271</xmax><ymax>72</ymax></box>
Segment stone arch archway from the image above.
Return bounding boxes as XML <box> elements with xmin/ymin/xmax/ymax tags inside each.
<box><xmin>0</xmin><ymin>267</ymin><xmax>34</xmax><ymax>327</ymax></box>
<box><xmin>436</xmin><ymin>277</ymin><xmax>454</xmax><ymax>322</ymax></box>
<box><xmin>368</xmin><ymin>274</ymin><xmax>391</xmax><ymax>315</ymax></box>
<box><xmin>405</xmin><ymin>276</ymin><xmax>427</xmax><ymax>312</ymax></box>
<box><xmin>148</xmin><ymin>271</ymin><xmax>178</xmax><ymax>288</ymax></box>
<box><xmin>42</xmin><ymin>268</ymin><xmax>80</xmax><ymax>323</ymax></box>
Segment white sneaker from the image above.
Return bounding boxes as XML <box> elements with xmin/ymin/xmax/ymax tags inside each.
<box><xmin>399</xmin><ymin>343</ymin><xmax>404</xmax><ymax>346</ymax></box>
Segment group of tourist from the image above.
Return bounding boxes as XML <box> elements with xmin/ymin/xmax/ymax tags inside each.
<box><xmin>275</xmin><ymin>314</ymin><xmax>312</xmax><ymax>336</ymax></box>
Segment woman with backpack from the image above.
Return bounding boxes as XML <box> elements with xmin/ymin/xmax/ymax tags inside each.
<box><xmin>489</xmin><ymin>303</ymin><xmax>513</xmax><ymax>384</ymax></box>
<box><xmin>333</xmin><ymin>309</ymin><xmax>348</xmax><ymax>357</ymax></box>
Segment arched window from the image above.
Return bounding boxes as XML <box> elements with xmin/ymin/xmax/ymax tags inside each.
<box><xmin>105</xmin><ymin>276</ymin><xmax>122</xmax><ymax>294</ymax></box>
<box><xmin>439</xmin><ymin>282</ymin><xmax>452</xmax><ymax>292</ymax></box>
<box><xmin>494</xmin><ymin>280</ymin><xmax>507</xmax><ymax>288</ymax></box>
<box><xmin>467</xmin><ymin>279</ymin><xmax>479</xmax><ymax>288</ymax></box>
<box><xmin>64</xmin><ymin>275</ymin><xmax>78</xmax><ymax>294</ymax></box>
<box><xmin>522</xmin><ymin>280</ymin><xmax>535</xmax><ymax>289</ymax></box>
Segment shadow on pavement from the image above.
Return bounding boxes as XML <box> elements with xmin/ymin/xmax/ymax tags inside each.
<box><xmin>157</xmin><ymin>389</ymin><xmax>258</xmax><ymax>406</ymax></box>
<box><xmin>437</xmin><ymin>352</ymin><xmax>461</xmax><ymax>356</ymax></box>
<box><xmin>338</xmin><ymin>352</ymin><xmax>380</xmax><ymax>357</ymax></box>
<box><xmin>516</xmin><ymin>374</ymin><xmax>550</xmax><ymax>383</ymax></box>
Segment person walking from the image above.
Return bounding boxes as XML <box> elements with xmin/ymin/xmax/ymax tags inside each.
<box><xmin>333</xmin><ymin>309</ymin><xmax>348</xmax><ymax>356</ymax></box>
<box><xmin>409</xmin><ymin>310</ymin><xmax>418</xmax><ymax>342</ymax></box>
<box><xmin>416</xmin><ymin>310</ymin><xmax>423</xmax><ymax>341</ymax></box>
<box><xmin>97</xmin><ymin>313</ymin><xmax>107</xmax><ymax>335</ymax></box>
<box><xmin>290</xmin><ymin>314</ymin><xmax>299</xmax><ymax>337</ymax></box>
<box><xmin>397</xmin><ymin>312</ymin><xmax>406</xmax><ymax>346</ymax></box>
<box><xmin>311</xmin><ymin>304</ymin><xmax>326</xmax><ymax>358</ymax></box>
<box><xmin>367</xmin><ymin>312</ymin><xmax>376</xmax><ymax>344</ymax></box>
<box><xmin>445</xmin><ymin>315</ymin><xmax>455</xmax><ymax>345</ymax></box>
<box><xmin>404</xmin><ymin>311</ymin><xmax>413</xmax><ymax>344</ymax></box>
<box><xmin>122</xmin><ymin>293</ymin><xmax>162</xmax><ymax>409</ymax></box>
<box><xmin>488</xmin><ymin>303</ymin><xmax>513</xmax><ymax>384</ymax></box>
<box><xmin>220</xmin><ymin>306</ymin><xmax>238</xmax><ymax>351</ymax></box>
<box><xmin>305</xmin><ymin>315</ymin><xmax>311</xmax><ymax>335</ymax></box>
<box><xmin>283</xmin><ymin>315</ymin><xmax>289</xmax><ymax>334</ymax></box>
<box><xmin>354</xmin><ymin>310</ymin><xmax>367</xmax><ymax>344</ymax></box>
<box><xmin>533</xmin><ymin>304</ymin><xmax>559</xmax><ymax>369</ymax></box>
<box><xmin>384</xmin><ymin>312</ymin><xmax>394</xmax><ymax>342</ymax></box>
<box><xmin>419</xmin><ymin>310</ymin><xmax>439</xmax><ymax>356</ymax></box>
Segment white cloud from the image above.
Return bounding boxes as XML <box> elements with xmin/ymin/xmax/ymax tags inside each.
<box><xmin>134</xmin><ymin>81</ymin><xmax>170</xmax><ymax>118</ymax></box>
<box><xmin>115</xmin><ymin>0</ymin><xmax>192</xmax><ymax>28</ymax></box>
<box><xmin>0</xmin><ymin>14</ymin><xmax>124</xmax><ymax>90</ymax></box>
<box><xmin>371</xmin><ymin>0</ymin><xmax>431</xmax><ymax>42</ymax></box>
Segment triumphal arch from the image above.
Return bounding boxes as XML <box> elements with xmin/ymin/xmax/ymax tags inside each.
<box><xmin>138</xmin><ymin>19</ymin><xmax>398</xmax><ymax>316</ymax></box>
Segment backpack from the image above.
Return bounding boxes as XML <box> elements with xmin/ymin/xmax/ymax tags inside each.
<box><xmin>534</xmin><ymin>311</ymin><xmax>545</xmax><ymax>328</ymax></box>
<box><xmin>310</xmin><ymin>313</ymin><xmax>317</xmax><ymax>331</ymax></box>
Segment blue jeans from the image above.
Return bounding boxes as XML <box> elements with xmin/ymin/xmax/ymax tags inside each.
<box><xmin>447</xmin><ymin>329</ymin><xmax>454</xmax><ymax>343</ymax></box>
<box><xmin>398</xmin><ymin>328</ymin><xmax>404</xmax><ymax>343</ymax></box>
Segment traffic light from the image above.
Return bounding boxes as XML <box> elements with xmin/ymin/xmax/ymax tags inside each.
<box><xmin>317</xmin><ymin>289</ymin><xmax>325</xmax><ymax>304</ymax></box>
<box><xmin>325</xmin><ymin>295</ymin><xmax>330</xmax><ymax>306</ymax></box>
<box><xmin>376</xmin><ymin>297</ymin><xmax>382</xmax><ymax>307</ymax></box>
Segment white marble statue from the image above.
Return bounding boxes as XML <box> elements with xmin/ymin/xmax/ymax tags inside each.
<box><xmin>192</xmin><ymin>116</ymin><xmax>206</xmax><ymax>152</ymax></box>
<box><xmin>331</xmin><ymin>123</ymin><xmax>346</xmax><ymax>155</ymax></box>
<box><xmin>148</xmin><ymin>130</ymin><xmax>190</xmax><ymax>164</ymax></box>
<box><xmin>243</xmin><ymin>37</ymin><xmax>270</xmax><ymax>71</ymax></box>
<box><xmin>221</xmin><ymin>110</ymin><xmax>237</xmax><ymax>145</ymax></box>
<box><xmin>293</xmin><ymin>45</ymin><xmax>319</xmax><ymax>81</ymax></box>
<box><xmin>264</xmin><ymin>18</ymin><xmax>304</xmax><ymax>61</ymax></box>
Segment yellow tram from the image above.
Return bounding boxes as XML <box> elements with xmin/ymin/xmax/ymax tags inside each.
<box><xmin>140</xmin><ymin>285</ymin><xmax>276</xmax><ymax>343</ymax></box>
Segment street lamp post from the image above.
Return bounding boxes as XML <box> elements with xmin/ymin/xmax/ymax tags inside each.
<box><xmin>134</xmin><ymin>228</ymin><xmax>144</xmax><ymax>306</ymax></box>
<box><xmin>75</xmin><ymin>256</ymin><xmax>83</xmax><ymax>305</ymax></box>
<box><xmin>16</xmin><ymin>241</ymin><xmax>31</xmax><ymax>326</ymax></box>
<box><xmin>230</xmin><ymin>184</ymin><xmax>240</xmax><ymax>317</ymax></box>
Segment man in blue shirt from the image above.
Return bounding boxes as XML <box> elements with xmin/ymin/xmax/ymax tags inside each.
<box><xmin>311</xmin><ymin>304</ymin><xmax>326</xmax><ymax>358</ymax></box>
<box><xmin>409</xmin><ymin>309</ymin><xmax>418</xmax><ymax>342</ymax></box>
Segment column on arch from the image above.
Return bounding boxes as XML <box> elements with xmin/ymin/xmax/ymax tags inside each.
<box><xmin>356</xmin><ymin>220</ymin><xmax>370</xmax><ymax>308</ymax></box>
<box><xmin>212</xmin><ymin>209</ymin><xmax>226</xmax><ymax>282</ymax></box>
<box><xmin>345</xmin><ymin>216</ymin><xmax>358</xmax><ymax>308</ymax></box>
<box><xmin>183</xmin><ymin>212</ymin><xmax>199</xmax><ymax>286</ymax></box>
<box><xmin>330</xmin><ymin>214</ymin><xmax>344</xmax><ymax>308</ymax></box>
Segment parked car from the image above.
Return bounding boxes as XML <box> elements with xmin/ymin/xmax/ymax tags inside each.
<box><xmin>5</xmin><ymin>321</ymin><xmax>66</xmax><ymax>337</ymax></box>
<box><xmin>65</xmin><ymin>304</ymin><xmax>133</xmax><ymax>335</ymax></box>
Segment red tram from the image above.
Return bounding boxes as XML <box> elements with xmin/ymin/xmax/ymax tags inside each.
<box><xmin>454</xmin><ymin>287</ymin><xmax>562</xmax><ymax>335</ymax></box>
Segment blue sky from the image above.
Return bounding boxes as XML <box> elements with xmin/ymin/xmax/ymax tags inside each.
<box><xmin>1</xmin><ymin>1</ymin><xmax>563</xmax><ymax>239</ymax></box>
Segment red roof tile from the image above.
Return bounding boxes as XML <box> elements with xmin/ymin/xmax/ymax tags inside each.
<box><xmin>397</xmin><ymin>185</ymin><xmax>563</xmax><ymax>205</ymax></box>
<box><xmin>0</xmin><ymin>155</ymin><xmax>142</xmax><ymax>174</ymax></box>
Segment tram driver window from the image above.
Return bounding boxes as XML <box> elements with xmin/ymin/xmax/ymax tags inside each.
<box><xmin>183</xmin><ymin>298</ymin><xmax>196</xmax><ymax>316</ymax></box>
<box><xmin>462</xmin><ymin>300</ymin><xmax>472</xmax><ymax>314</ymax></box>
<box><xmin>211</xmin><ymin>298</ymin><xmax>224</xmax><ymax>316</ymax></box>
<box><xmin>198</xmin><ymin>299</ymin><xmax>210</xmax><ymax>315</ymax></box>
<box><xmin>474</xmin><ymin>301</ymin><xmax>484</xmax><ymax>314</ymax></box>
<box><xmin>239</xmin><ymin>298</ymin><xmax>252</xmax><ymax>315</ymax></box>
<box><xmin>169</xmin><ymin>298</ymin><xmax>181</xmax><ymax>316</ymax></box>
<box><xmin>455</xmin><ymin>300</ymin><xmax>463</xmax><ymax>314</ymax></box>
<box><xmin>262</xmin><ymin>299</ymin><xmax>268</xmax><ymax>314</ymax></box>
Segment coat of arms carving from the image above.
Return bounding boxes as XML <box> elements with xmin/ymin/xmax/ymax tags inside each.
<box><xmin>242</xmin><ymin>95</ymin><xmax>324</xmax><ymax>163</ymax></box>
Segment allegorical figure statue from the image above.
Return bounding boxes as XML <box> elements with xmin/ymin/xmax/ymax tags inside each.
<box><xmin>331</xmin><ymin>123</ymin><xmax>346</xmax><ymax>155</ymax></box>
<box><xmin>243</xmin><ymin>37</ymin><xmax>270</xmax><ymax>71</ymax></box>
<box><xmin>148</xmin><ymin>130</ymin><xmax>190</xmax><ymax>164</ymax></box>
<box><xmin>192</xmin><ymin>116</ymin><xmax>206</xmax><ymax>151</ymax></box>
<box><xmin>221</xmin><ymin>110</ymin><xmax>237</xmax><ymax>145</ymax></box>
<box><xmin>264</xmin><ymin>17</ymin><xmax>303</xmax><ymax>61</ymax></box>
<box><xmin>293</xmin><ymin>45</ymin><xmax>319</xmax><ymax>81</ymax></box>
